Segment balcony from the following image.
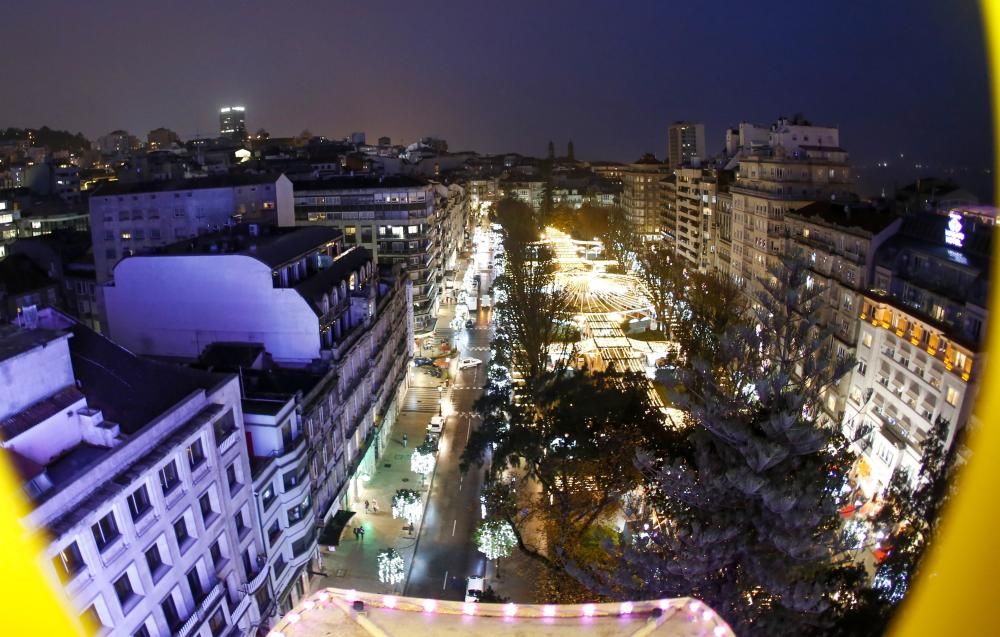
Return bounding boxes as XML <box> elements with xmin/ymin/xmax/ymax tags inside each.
<box><xmin>218</xmin><ymin>429</ymin><xmax>241</xmax><ymax>456</ymax></box>
<box><xmin>177</xmin><ymin>581</ymin><xmax>224</xmax><ymax>637</ymax></box>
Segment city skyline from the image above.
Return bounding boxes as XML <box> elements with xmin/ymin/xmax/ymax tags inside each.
<box><xmin>0</xmin><ymin>0</ymin><xmax>992</xmax><ymax>197</ymax></box>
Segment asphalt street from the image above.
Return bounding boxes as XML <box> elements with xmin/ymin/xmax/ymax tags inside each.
<box><xmin>404</xmin><ymin>290</ymin><xmax>495</xmax><ymax>600</ymax></box>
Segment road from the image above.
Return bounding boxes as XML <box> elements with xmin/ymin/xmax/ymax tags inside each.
<box><xmin>404</xmin><ymin>269</ymin><xmax>495</xmax><ymax>600</ymax></box>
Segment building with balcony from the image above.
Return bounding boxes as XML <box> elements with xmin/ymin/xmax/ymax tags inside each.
<box><xmin>621</xmin><ymin>155</ymin><xmax>670</xmax><ymax>241</ymax></box>
<box><xmin>669</xmin><ymin>167</ymin><xmax>733</xmax><ymax>272</ymax></box>
<box><xmin>103</xmin><ymin>226</ymin><xmax>414</xmax><ymax>619</ymax></box>
<box><xmin>292</xmin><ymin>176</ymin><xmax>441</xmax><ymax>333</ymax></box>
<box><xmin>1</xmin><ymin>310</ymin><xmax>268</xmax><ymax>636</ymax></box>
<box><xmin>785</xmin><ymin>201</ymin><xmax>903</xmax><ymax>426</ymax></box>
<box><xmin>89</xmin><ymin>174</ymin><xmax>294</xmax><ymax>284</ymax></box>
<box><xmin>843</xmin><ymin>213</ymin><xmax>990</xmax><ymax>496</ymax></box>
<box><xmin>729</xmin><ymin>117</ymin><xmax>853</xmax><ymax>291</ymax></box>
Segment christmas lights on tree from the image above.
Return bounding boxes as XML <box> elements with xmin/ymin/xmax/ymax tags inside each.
<box><xmin>377</xmin><ymin>548</ymin><xmax>405</xmax><ymax>587</ymax></box>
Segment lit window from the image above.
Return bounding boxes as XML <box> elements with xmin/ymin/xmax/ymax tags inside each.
<box><xmin>862</xmin><ymin>333</ymin><xmax>873</xmax><ymax>348</ymax></box>
<box><xmin>945</xmin><ymin>386</ymin><xmax>960</xmax><ymax>407</ymax></box>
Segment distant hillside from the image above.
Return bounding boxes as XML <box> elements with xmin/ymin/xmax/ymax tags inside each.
<box><xmin>0</xmin><ymin>126</ymin><xmax>91</xmax><ymax>153</ymax></box>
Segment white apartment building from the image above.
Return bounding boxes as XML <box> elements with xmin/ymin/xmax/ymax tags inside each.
<box><xmin>292</xmin><ymin>176</ymin><xmax>442</xmax><ymax>333</ymax></box>
<box><xmin>729</xmin><ymin>117</ymin><xmax>853</xmax><ymax>290</ymax></box>
<box><xmin>89</xmin><ymin>174</ymin><xmax>294</xmax><ymax>284</ymax></box>
<box><xmin>843</xmin><ymin>214</ymin><xmax>989</xmax><ymax>497</ymax></box>
<box><xmin>103</xmin><ymin>225</ymin><xmax>413</xmax><ymax>615</ymax></box>
<box><xmin>670</xmin><ymin>167</ymin><xmax>733</xmax><ymax>272</ymax></box>
<box><xmin>499</xmin><ymin>177</ymin><xmax>545</xmax><ymax>212</ymax></box>
<box><xmin>1</xmin><ymin>311</ymin><xmax>269</xmax><ymax>637</ymax></box>
<box><xmin>785</xmin><ymin>201</ymin><xmax>903</xmax><ymax>426</ymax></box>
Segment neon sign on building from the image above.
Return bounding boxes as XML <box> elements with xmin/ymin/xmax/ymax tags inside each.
<box><xmin>945</xmin><ymin>212</ymin><xmax>966</xmax><ymax>248</ymax></box>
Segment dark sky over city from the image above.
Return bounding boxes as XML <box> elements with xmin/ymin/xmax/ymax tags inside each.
<box><xmin>1</xmin><ymin>0</ymin><xmax>993</xmax><ymax>197</ymax></box>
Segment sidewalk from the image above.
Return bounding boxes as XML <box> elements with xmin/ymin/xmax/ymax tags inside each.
<box><xmin>312</xmin><ymin>259</ymin><xmax>469</xmax><ymax>594</ymax></box>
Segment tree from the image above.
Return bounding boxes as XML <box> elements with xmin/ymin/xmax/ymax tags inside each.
<box><xmin>580</xmin><ymin>254</ymin><xmax>864</xmax><ymax>635</ymax></box>
<box><xmin>377</xmin><ymin>548</ymin><xmax>405</xmax><ymax>588</ymax></box>
<box><xmin>634</xmin><ymin>246</ymin><xmax>683</xmax><ymax>334</ymax></box>
<box><xmin>604</xmin><ymin>207</ymin><xmax>638</xmax><ymax>273</ymax></box>
<box><xmin>479</xmin><ymin>586</ymin><xmax>510</xmax><ymax>603</ymax></box>
<box><xmin>391</xmin><ymin>489</ymin><xmax>423</xmax><ymax>531</ymax></box>
<box><xmin>410</xmin><ymin>446</ymin><xmax>436</xmax><ymax>486</ymax></box>
<box><xmin>670</xmin><ymin>270</ymin><xmax>750</xmax><ymax>372</ymax></box>
<box><xmin>474</xmin><ymin>519</ymin><xmax>518</xmax><ymax>577</ymax></box>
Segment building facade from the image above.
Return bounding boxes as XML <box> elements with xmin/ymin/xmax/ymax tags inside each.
<box><xmin>843</xmin><ymin>213</ymin><xmax>990</xmax><ymax>497</ymax></box>
<box><xmin>219</xmin><ymin>107</ymin><xmax>247</xmax><ymax>142</ymax></box>
<box><xmin>621</xmin><ymin>155</ymin><xmax>670</xmax><ymax>241</ymax></box>
<box><xmin>292</xmin><ymin>176</ymin><xmax>442</xmax><ymax>333</ymax></box>
<box><xmin>729</xmin><ymin>117</ymin><xmax>852</xmax><ymax>290</ymax></box>
<box><xmin>667</xmin><ymin>121</ymin><xmax>705</xmax><ymax>168</ymax></box>
<box><xmin>2</xmin><ymin>312</ymin><xmax>269</xmax><ymax>636</ymax></box>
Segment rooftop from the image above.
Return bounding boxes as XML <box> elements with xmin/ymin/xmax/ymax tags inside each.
<box><xmin>292</xmin><ymin>175</ymin><xmax>429</xmax><ymax>191</ymax></box>
<box><xmin>294</xmin><ymin>246</ymin><xmax>373</xmax><ymax>315</ymax></box>
<box><xmin>91</xmin><ymin>173</ymin><xmax>284</xmax><ymax>197</ymax></box>
<box><xmin>0</xmin><ymin>325</ymin><xmax>66</xmax><ymax>365</ymax></box>
<box><xmin>149</xmin><ymin>225</ymin><xmax>343</xmax><ymax>268</ymax></box>
<box><xmin>0</xmin><ymin>253</ymin><xmax>57</xmax><ymax>295</ymax></box>
<box><xmin>270</xmin><ymin>589</ymin><xmax>733</xmax><ymax>637</ymax></box>
<box><xmin>788</xmin><ymin>201</ymin><xmax>900</xmax><ymax>236</ymax></box>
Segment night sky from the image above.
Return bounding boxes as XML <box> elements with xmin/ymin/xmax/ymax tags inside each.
<box><xmin>1</xmin><ymin>0</ymin><xmax>993</xmax><ymax>198</ymax></box>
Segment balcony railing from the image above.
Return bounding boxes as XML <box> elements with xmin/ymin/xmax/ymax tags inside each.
<box><xmin>177</xmin><ymin>581</ymin><xmax>224</xmax><ymax>637</ymax></box>
<box><xmin>218</xmin><ymin>429</ymin><xmax>241</xmax><ymax>455</ymax></box>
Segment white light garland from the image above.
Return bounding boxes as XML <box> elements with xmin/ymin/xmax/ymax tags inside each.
<box><xmin>377</xmin><ymin>548</ymin><xmax>405</xmax><ymax>586</ymax></box>
<box><xmin>474</xmin><ymin>519</ymin><xmax>517</xmax><ymax>561</ymax></box>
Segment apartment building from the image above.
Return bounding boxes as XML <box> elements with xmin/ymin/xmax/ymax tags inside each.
<box><xmin>843</xmin><ymin>213</ymin><xmax>990</xmax><ymax>496</ymax></box>
<box><xmin>785</xmin><ymin>201</ymin><xmax>903</xmax><ymax>426</ymax></box>
<box><xmin>1</xmin><ymin>311</ymin><xmax>268</xmax><ymax>636</ymax></box>
<box><xmin>89</xmin><ymin>174</ymin><xmax>294</xmax><ymax>283</ymax></box>
<box><xmin>729</xmin><ymin>117</ymin><xmax>853</xmax><ymax>290</ymax></box>
<box><xmin>621</xmin><ymin>154</ymin><xmax>670</xmax><ymax>241</ymax></box>
<box><xmin>667</xmin><ymin>121</ymin><xmax>705</xmax><ymax>169</ymax></box>
<box><xmin>292</xmin><ymin>175</ymin><xmax>442</xmax><ymax>333</ymax></box>
<box><xmin>669</xmin><ymin>167</ymin><xmax>733</xmax><ymax>272</ymax></box>
<box><xmin>103</xmin><ymin>225</ymin><xmax>413</xmax><ymax>615</ymax></box>
<box><xmin>499</xmin><ymin>176</ymin><xmax>545</xmax><ymax>211</ymax></box>
<box><xmin>710</xmin><ymin>190</ymin><xmax>734</xmax><ymax>276</ymax></box>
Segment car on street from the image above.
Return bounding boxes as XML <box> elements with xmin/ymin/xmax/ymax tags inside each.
<box><xmin>414</xmin><ymin>357</ymin><xmax>433</xmax><ymax>367</ymax></box>
<box><xmin>465</xmin><ymin>319</ymin><xmax>475</xmax><ymax>328</ymax></box>
<box><xmin>427</xmin><ymin>415</ymin><xmax>445</xmax><ymax>434</ymax></box>
<box><xmin>465</xmin><ymin>576</ymin><xmax>484</xmax><ymax>603</ymax></box>
<box><xmin>458</xmin><ymin>357</ymin><xmax>482</xmax><ymax>370</ymax></box>
<box><xmin>423</xmin><ymin>432</ymin><xmax>440</xmax><ymax>451</ymax></box>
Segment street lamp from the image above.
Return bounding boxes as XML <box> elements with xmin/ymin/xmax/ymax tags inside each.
<box><xmin>437</xmin><ymin>385</ymin><xmax>443</xmax><ymax>417</ymax></box>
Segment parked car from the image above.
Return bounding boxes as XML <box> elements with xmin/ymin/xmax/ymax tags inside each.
<box><xmin>458</xmin><ymin>358</ymin><xmax>482</xmax><ymax>370</ymax></box>
<box><xmin>465</xmin><ymin>576</ymin><xmax>484</xmax><ymax>603</ymax></box>
<box><xmin>465</xmin><ymin>319</ymin><xmax>476</xmax><ymax>328</ymax></box>
<box><xmin>414</xmin><ymin>357</ymin><xmax>433</xmax><ymax>367</ymax></box>
<box><xmin>427</xmin><ymin>415</ymin><xmax>445</xmax><ymax>434</ymax></box>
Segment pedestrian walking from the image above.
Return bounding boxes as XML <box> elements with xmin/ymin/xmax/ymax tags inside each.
<box><xmin>402</xmin><ymin>433</ymin><xmax>408</xmax><ymax>447</ymax></box>
<box><xmin>372</xmin><ymin>499</ymin><xmax>378</xmax><ymax>514</ymax></box>
<box><xmin>365</xmin><ymin>500</ymin><xmax>370</xmax><ymax>513</ymax></box>
<box><xmin>353</xmin><ymin>527</ymin><xmax>360</xmax><ymax>540</ymax></box>
<box><xmin>359</xmin><ymin>527</ymin><xmax>366</xmax><ymax>541</ymax></box>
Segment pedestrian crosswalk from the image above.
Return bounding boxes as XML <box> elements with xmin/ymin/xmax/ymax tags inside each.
<box><xmin>465</xmin><ymin>346</ymin><xmax>490</xmax><ymax>353</ymax></box>
<box><xmin>402</xmin><ymin>387</ymin><xmax>445</xmax><ymax>413</ymax></box>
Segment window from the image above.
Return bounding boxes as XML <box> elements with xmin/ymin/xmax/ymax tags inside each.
<box><xmin>857</xmin><ymin>361</ymin><xmax>867</xmax><ymax>376</ymax></box>
<box><xmin>187</xmin><ymin>438</ymin><xmax>205</xmax><ymax>469</ymax></box>
<box><xmin>209</xmin><ymin>607</ymin><xmax>227</xmax><ymax>636</ymax></box>
<box><xmin>227</xmin><ymin>463</ymin><xmax>240</xmax><ymax>492</ymax></box>
<box><xmin>159</xmin><ymin>460</ymin><xmax>180</xmax><ymax>495</ymax></box>
<box><xmin>261</xmin><ymin>484</ymin><xmax>276</xmax><ymax>510</ymax></box>
<box><xmin>145</xmin><ymin>543</ymin><xmax>167</xmax><ymax>581</ymax></box>
<box><xmin>862</xmin><ymin>332</ymin><xmax>873</xmax><ymax>348</ymax></box>
<box><xmin>127</xmin><ymin>484</ymin><xmax>153</xmax><ymax>522</ymax></box>
<box><xmin>150</xmin><ymin>228</ymin><xmax>161</xmax><ymax>240</ymax></box>
<box><xmin>173</xmin><ymin>517</ymin><xmax>191</xmax><ymax>549</ymax></box>
<box><xmin>134</xmin><ymin>624</ymin><xmax>151</xmax><ymax>637</ymax></box>
<box><xmin>80</xmin><ymin>605</ymin><xmax>103</xmax><ymax>631</ymax></box>
<box><xmin>210</xmin><ymin>540</ymin><xmax>224</xmax><ymax>568</ymax></box>
<box><xmin>946</xmin><ymin>386</ymin><xmax>960</xmax><ymax>407</ymax></box>
<box><xmin>199</xmin><ymin>493</ymin><xmax>216</xmax><ymax>525</ymax></box>
<box><xmin>52</xmin><ymin>541</ymin><xmax>85</xmax><ymax>582</ymax></box>
<box><xmin>113</xmin><ymin>571</ymin><xmax>137</xmax><ymax>607</ymax></box>
<box><xmin>161</xmin><ymin>595</ymin><xmax>182</xmax><ymax>632</ymax></box>
<box><xmin>268</xmin><ymin>520</ymin><xmax>281</xmax><ymax>546</ymax></box>
<box><xmin>187</xmin><ymin>566</ymin><xmax>205</xmax><ymax>602</ymax></box>
<box><xmin>235</xmin><ymin>510</ymin><xmax>248</xmax><ymax>536</ymax></box>
<box><xmin>92</xmin><ymin>511</ymin><xmax>121</xmax><ymax>552</ymax></box>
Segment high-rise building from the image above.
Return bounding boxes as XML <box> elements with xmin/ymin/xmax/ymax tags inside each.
<box><xmin>219</xmin><ymin>106</ymin><xmax>247</xmax><ymax>142</ymax></box>
<box><xmin>1</xmin><ymin>309</ymin><xmax>268</xmax><ymax>636</ymax></box>
<box><xmin>621</xmin><ymin>154</ymin><xmax>670</xmax><ymax>241</ymax></box>
<box><xmin>667</xmin><ymin>121</ymin><xmax>705</xmax><ymax>168</ymax></box>
<box><xmin>729</xmin><ymin>116</ymin><xmax>853</xmax><ymax>291</ymax></box>
<box><xmin>669</xmin><ymin>167</ymin><xmax>733</xmax><ymax>272</ymax></box>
